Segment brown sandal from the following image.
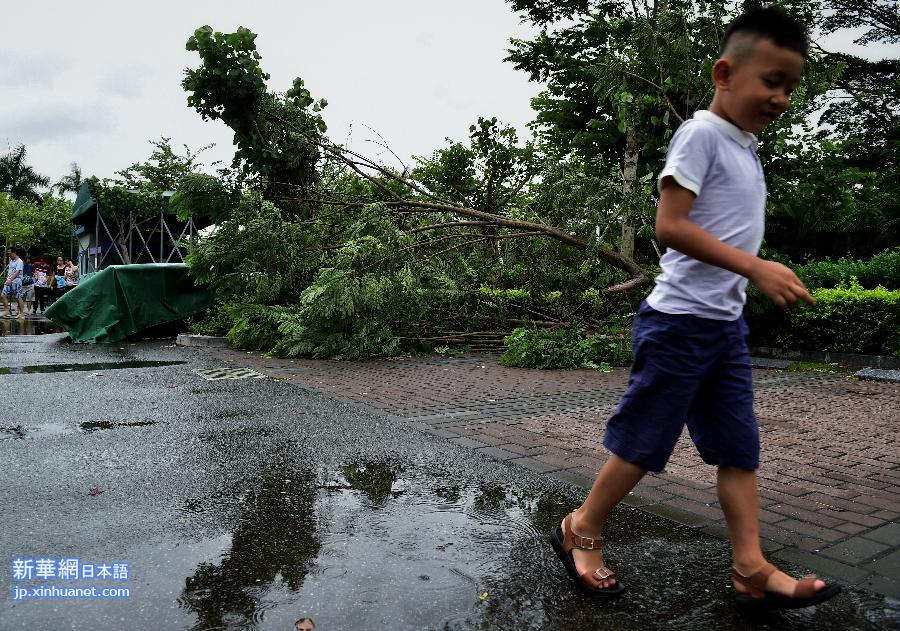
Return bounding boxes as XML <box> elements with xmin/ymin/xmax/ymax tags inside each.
<box><xmin>732</xmin><ymin>562</ymin><xmax>841</xmax><ymax>610</ymax></box>
<box><xmin>548</xmin><ymin>513</ymin><xmax>626</xmax><ymax>597</ymax></box>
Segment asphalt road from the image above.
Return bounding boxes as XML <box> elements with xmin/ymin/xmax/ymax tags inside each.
<box><xmin>0</xmin><ymin>335</ymin><xmax>896</xmax><ymax>630</ymax></box>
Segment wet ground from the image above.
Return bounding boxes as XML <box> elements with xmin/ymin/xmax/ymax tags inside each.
<box><xmin>0</xmin><ymin>316</ymin><xmax>61</xmax><ymax>337</ymax></box>
<box><xmin>1</xmin><ymin>335</ymin><xmax>897</xmax><ymax>630</ymax></box>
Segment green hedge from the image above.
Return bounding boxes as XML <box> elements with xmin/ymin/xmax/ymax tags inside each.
<box><xmin>746</xmin><ymin>249</ymin><xmax>900</xmax><ymax>355</ymax></box>
<box><xmin>794</xmin><ymin>248</ymin><xmax>900</xmax><ymax>290</ymax></box>
<box><xmin>780</xmin><ymin>283</ymin><xmax>900</xmax><ymax>356</ymax></box>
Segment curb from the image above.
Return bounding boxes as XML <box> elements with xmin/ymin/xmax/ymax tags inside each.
<box><xmin>856</xmin><ymin>368</ymin><xmax>900</xmax><ymax>384</ymax></box>
<box><xmin>175</xmin><ymin>334</ymin><xmax>230</xmax><ymax>348</ymax></box>
<box><xmin>751</xmin><ymin>346</ymin><xmax>900</xmax><ymax>369</ymax></box>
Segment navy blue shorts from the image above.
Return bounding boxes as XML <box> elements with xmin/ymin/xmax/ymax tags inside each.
<box><xmin>603</xmin><ymin>301</ymin><xmax>759</xmax><ymax>473</ymax></box>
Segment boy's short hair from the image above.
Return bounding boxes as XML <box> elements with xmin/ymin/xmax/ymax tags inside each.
<box><xmin>8</xmin><ymin>247</ymin><xmax>18</xmax><ymax>255</ymax></box>
<box><xmin>721</xmin><ymin>5</ymin><xmax>809</xmax><ymax>62</ymax></box>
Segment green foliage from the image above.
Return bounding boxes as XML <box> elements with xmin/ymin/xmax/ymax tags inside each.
<box><xmin>766</xmin><ymin>140</ymin><xmax>899</xmax><ymax>260</ymax></box>
<box><xmin>413</xmin><ymin>117</ymin><xmax>536</xmax><ymax>214</ymax></box>
<box><xmin>268</xmin><ymin>208</ymin><xmax>432</xmax><ymax>358</ymax></box>
<box><xmin>184</xmin><ymin>26</ymin><xmax>327</xmax><ymax>210</ymax></box>
<box><xmin>170</xmin><ymin>173</ymin><xmax>235</xmax><ymax>223</ymax></box>
<box><xmin>0</xmin><ymin>193</ymin><xmax>73</xmax><ymax>256</ymax></box>
<box><xmin>54</xmin><ymin>163</ymin><xmax>83</xmax><ymax>197</ymax></box>
<box><xmin>0</xmin><ymin>145</ymin><xmax>50</xmax><ymax>203</ymax></box>
<box><xmin>187</xmin><ymin>302</ymin><xmax>239</xmax><ymax>336</ymax></box>
<box><xmin>500</xmin><ymin>325</ymin><xmax>631</xmax><ymax>370</ymax></box>
<box><xmin>799</xmin><ymin>1</ymin><xmax>899</xmax><ymax>260</ymax></box>
<box><xmin>116</xmin><ymin>137</ymin><xmax>214</xmax><ymax>191</ymax></box>
<box><xmin>747</xmin><ymin>249</ymin><xmax>900</xmax><ymax>350</ymax></box>
<box><xmin>271</xmin><ymin>266</ymin><xmax>424</xmax><ymax>359</ymax></box>
<box><xmin>794</xmin><ymin>249</ymin><xmax>900</xmax><ymax>290</ymax></box>
<box><xmin>783</xmin><ymin>282</ymin><xmax>900</xmax><ymax>356</ymax></box>
<box><xmin>85</xmin><ymin>177</ymin><xmax>168</xmax><ymax>223</ymax></box>
<box><xmin>186</xmin><ymin>193</ymin><xmax>326</xmax><ymax>305</ymax></box>
<box><xmin>226</xmin><ymin>303</ymin><xmax>285</xmax><ymax>350</ymax></box>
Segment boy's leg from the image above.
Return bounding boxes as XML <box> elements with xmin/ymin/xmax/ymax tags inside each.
<box><xmin>718</xmin><ymin>467</ymin><xmax>826</xmax><ymax>596</ymax></box>
<box><xmin>569</xmin><ymin>455</ymin><xmax>646</xmax><ymax>588</ymax></box>
<box><xmin>1</xmin><ymin>293</ymin><xmax>8</xmax><ymax>316</ymax></box>
<box><xmin>690</xmin><ymin>318</ymin><xmax>830</xmax><ymax>599</ymax></box>
<box><xmin>562</xmin><ymin>305</ymin><xmax>717</xmax><ymax>589</ymax></box>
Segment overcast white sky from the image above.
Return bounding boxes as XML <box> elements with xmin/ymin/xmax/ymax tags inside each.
<box><xmin>1</xmin><ymin>1</ymin><xmax>894</xmax><ymax>187</ymax></box>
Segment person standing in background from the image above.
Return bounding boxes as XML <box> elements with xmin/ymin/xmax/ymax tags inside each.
<box><xmin>2</xmin><ymin>247</ymin><xmax>26</xmax><ymax>319</ymax></box>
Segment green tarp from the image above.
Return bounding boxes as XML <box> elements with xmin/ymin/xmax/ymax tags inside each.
<box><xmin>44</xmin><ymin>264</ymin><xmax>213</xmax><ymax>344</ymax></box>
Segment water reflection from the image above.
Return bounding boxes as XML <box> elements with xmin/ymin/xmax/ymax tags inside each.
<box><xmin>174</xmin><ymin>461</ymin><xmax>897</xmax><ymax>630</ymax></box>
<box><xmin>0</xmin><ymin>317</ymin><xmax>62</xmax><ymax>336</ymax></box>
<box><xmin>180</xmin><ymin>472</ymin><xmax>321</xmax><ymax>629</ymax></box>
<box><xmin>0</xmin><ymin>360</ymin><xmax>185</xmax><ymax>374</ymax></box>
<box><xmin>79</xmin><ymin>419</ymin><xmax>156</xmax><ymax>432</ymax></box>
<box><xmin>342</xmin><ymin>461</ymin><xmax>403</xmax><ymax>507</ymax></box>
<box><xmin>0</xmin><ymin>425</ymin><xmax>27</xmax><ymax>440</ymax></box>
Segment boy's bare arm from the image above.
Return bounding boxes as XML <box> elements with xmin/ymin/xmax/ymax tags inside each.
<box><xmin>656</xmin><ymin>177</ymin><xmax>814</xmax><ymax>309</ymax></box>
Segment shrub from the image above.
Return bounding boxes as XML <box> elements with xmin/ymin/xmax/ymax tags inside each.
<box><xmin>227</xmin><ymin>304</ymin><xmax>286</xmax><ymax>351</ymax></box>
<box><xmin>747</xmin><ymin>249</ymin><xmax>900</xmax><ymax>350</ymax></box>
<box><xmin>500</xmin><ymin>325</ymin><xmax>631</xmax><ymax>370</ymax></box>
<box><xmin>794</xmin><ymin>248</ymin><xmax>900</xmax><ymax>290</ymax></box>
<box><xmin>781</xmin><ymin>282</ymin><xmax>900</xmax><ymax>356</ymax></box>
<box><xmin>188</xmin><ymin>302</ymin><xmax>238</xmax><ymax>337</ymax></box>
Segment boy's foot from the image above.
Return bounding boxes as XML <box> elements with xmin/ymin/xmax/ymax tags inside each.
<box><xmin>548</xmin><ymin>511</ymin><xmax>625</xmax><ymax>597</ymax></box>
<box><xmin>732</xmin><ymin>561</ymin><xmax>841</xmax><ymax>610</ymax></box>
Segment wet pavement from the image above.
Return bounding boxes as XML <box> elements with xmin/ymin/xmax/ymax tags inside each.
<box><xmin>1</xmin><ymin>335</ymin><xmax>898</xmax><ymax>630</ymax></box>
<box><xmin>0</xmin><ymin>315</ymin><xmax>61</xmax><ymax>337</ymax></box>
<box><xmin>218</xmin><ymin>347</ymin><xmax>900</xmax><ymax>599</ymax></box>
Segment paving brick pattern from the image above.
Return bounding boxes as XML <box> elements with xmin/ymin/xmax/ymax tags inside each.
<box><xmin>210</xmin><ymin>349</ymin><xmax>900</xmax><ymax>596</ymax></box>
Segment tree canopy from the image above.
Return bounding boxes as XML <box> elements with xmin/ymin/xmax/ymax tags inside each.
<box><xmin>0</xmin><ymin>145</ymin><xmax>50</xmax><ymax>204</ymax></box>
<box><xmin>177</xmin><ymin>7</ymin><xmax>898</xmax><ymax>359</ymax></box>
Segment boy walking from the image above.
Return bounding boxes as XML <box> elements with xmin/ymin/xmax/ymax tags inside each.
<box><xmin>550</xmin><ymin>6</ymin><xmax>841</xmax><ymax>610</ymax></box>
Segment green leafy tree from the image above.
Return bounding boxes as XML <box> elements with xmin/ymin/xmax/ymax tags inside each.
<box><xmin>0</xmin><ymin>193</ymin><xmax>73</xmax><ymax>257</ymax></box>
<box><xmin>84</xmin><ymin>137</ymin><xmax>218</xmax><ymax>264</ymax></box>
<box><xmin>794</xmin><ymin>0</ymin><xmax>900</xmax><ymax>259</ymax></box>
<box><xmin>506</xmin><ymin>0</ymin><xmax>834</xmax><ymax>260</ymax></box>
<box><xmin>84</xmin><ymin>177</ymin><xmax>168</xmax><ymax>264</ymax></box>
<box><xmin>0</xmin><ymin>145</ymin><xmax>50</xmax><ymax>203</ymax></box>
<box><xmin>116</xmin><ymin>137</ymin><xmax>214</xmax><ymax>191</ymax></box>
<box><xmin>183</xmin><ymin>26</ymin><xmax>327</xmax><ymax>215</ymax></box>
<box><xmin>183</xmin><ymin>26</ymin><xmax>651</xmax><ymax>359</ymax></box>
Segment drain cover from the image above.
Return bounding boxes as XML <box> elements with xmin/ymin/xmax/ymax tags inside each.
<box><xmin>193</xmin><ymin>367</ymin><xmax>267</xmax><ymax>381</ymax></box>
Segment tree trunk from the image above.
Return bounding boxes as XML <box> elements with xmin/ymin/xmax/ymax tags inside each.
<box><xmin>113</xmin><ymin>222</ymin><xmax>131</xmax><ymax>265</ymax></box>
<box><xmin>620</xmin><ymin>126</ymin><xmax>639</xmax><ymax>261</ymax></box>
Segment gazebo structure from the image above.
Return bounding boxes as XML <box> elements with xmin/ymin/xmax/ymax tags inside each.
<box><xmin>71</xmin><ymin>183</ymin><xmax>208</xmax><ymax>274</ymax></box>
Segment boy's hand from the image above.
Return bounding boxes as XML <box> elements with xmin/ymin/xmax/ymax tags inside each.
<box><xmin>748</xmin><ymin>259</ymin><xmax>815</xmax><ymax>309</ymax></box>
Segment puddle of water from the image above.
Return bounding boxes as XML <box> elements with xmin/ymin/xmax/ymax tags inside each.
<box><xmin>0</xmin><ymin>317</ymin><xmax>62</xmax><ymax>336</ymax></box>
<box><xmin>166</xmin><ymin>463</ymin><xmax>900</xmax><ymax>630</ymax></box>
<box><xmin>78</xmin><ymin>419</ymin><xmax>156</xmax><ymax>432</ymax></box>
<box><xmin>0</xmin><ymin>420</ymin><xmax>157</xmax><ymax>440</ymax></box>
<box><xmin>0</xmin><ymin>360</ymin><xmax>185</xmax><ymax>374</ymax></box>
<box><xmin>0</xmin><ymin>423</ymin><xmax>73</xmax><ymax>440</ymax></box>
<box><xmin>4</xmin><ymin>458</ymin><xmax>896</xmax><ymax>630</ymax></box>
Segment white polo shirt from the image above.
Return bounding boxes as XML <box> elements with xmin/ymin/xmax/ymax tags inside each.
<box><xmin>647</xmin><ymin>110</ymin><xmax>766</xmax><ymax>321</ymax></box>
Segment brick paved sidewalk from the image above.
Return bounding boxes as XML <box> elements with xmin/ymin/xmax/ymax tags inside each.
<box><xmin>210</xmin><ymin>348</ymin><xmax>900</xmax><ymax>597</ymax></box>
